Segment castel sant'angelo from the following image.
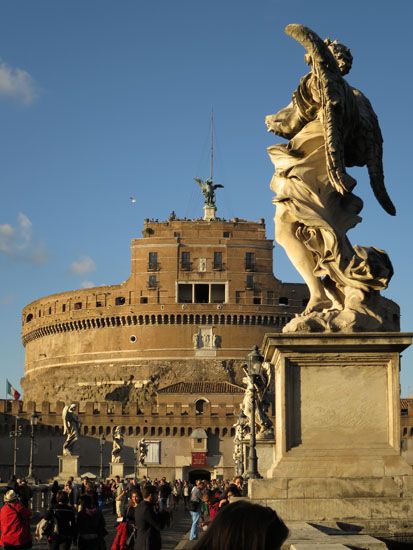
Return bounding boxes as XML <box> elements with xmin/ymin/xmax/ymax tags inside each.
<box><xmin>8</xmin><ymin>182</ymin><xmax>308</xmax><ymax>480</ymax></box>
<box><xmin>1</xmin><ymin>175</ymin><xmax>410</xmax><ymax>483</ymax></box>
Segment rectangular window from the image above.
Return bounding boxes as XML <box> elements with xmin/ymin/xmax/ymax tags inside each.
<box><xmin>178</xmin><ymin>284</ymin><xmax>192</xmax><ymax>303</ymax></box>
<box><xmin>140</xmin><ymin>297</ymin><xmax>148</xmax><ymax>304</ymax></box>
<box><xmin>223</xmin><ymin>231</ymin><xmax>231</xmax><ymax>238</ymax></box>
<box><xmin>148</xmin><ymin>275</ymin><xmax>157</xmax><ymax>288</ymax></box>
<box><xmin>235</xmin><ymin>291</ymin><xmax>241</xmax><ymax>304</ymax></box>
<box><xmin>146</xmin><ymin>441</ymin><xmax>161</xmax><ymax>464</ymax></box>
<box><xmin>194</xmin><ymin>284</ymin><xmax>209</xmax><ymax>303</ymax></box>
<box><xmin>213</xmin><ymin>252</ymin><xmax>223</xmax><ymax>270</ymax></box>
<box><xmin>246</xmin><ymin>275</ymin><xmax>254</xmax><ymax>289</ymax></box>
<box><xmin>74</xmin><ymin>302</ymin><xmax>82</xmax><ymax>310</ymax></box>
<box><xmin>148</xmin><ymin>252</ymin><xmax>158</xmax><ymax>271</ymax></box>
<box><xmin>181</xmin><ymin>252</ymin><xmax>191</xmax><ymax>270</ymax></box>
<box><xmin>267</xmin><ymin>291</ymin><xmax>274</xmax><ymax>305</ymax></box>
<box><xmin>245</xmin><ymin>252</ymin><xmax>255</xmax><ymax>271</ymax></box>
<box><xmin>211</xmin><ymin>284</ymin><xmax>225</xmax><ymax>303</ymax></box>
<box><xmin>253</xmin><ymin>291</ymin><xmax>261</xmax><ymax>305</ymax></box>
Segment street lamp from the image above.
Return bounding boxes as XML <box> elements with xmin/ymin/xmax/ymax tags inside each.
<box><xmin>246</xmin><ymin>345</ymin><xmax>263</xmax><ymax>480</ymax></box>
<box><xmin>9</xmin><ymin>415</ymin><xmax>22</xmax><ymax>477</ymax></box>
<box><xmin>99</xmin><ymin>434</ymin><xmax>106</xmax><ymax>480</ymax></box>
<box><xmin>27</xmin><ymin>413</ymin><xmax>39</xmax><ymax>483</ymax></box>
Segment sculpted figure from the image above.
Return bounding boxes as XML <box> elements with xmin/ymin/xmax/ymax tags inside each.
<box><xmin>233</xmin><ymin>411</ymin><xmax>248</xmax><ymax>475</ymax></box>
<box><xmin>111</xmin><ymin>426</ymin><xmax>124</xmax><ymax>463</ymax></box>
<box><xmin>62</xmin><ymin>404</ymin><xmax>80</xmax><ymax>456</ymax></box>
<box><xmin>241</xmin><ymin>363</ymin><xmax>273</xmax><ymax>439</ymax></box>
<box><xmin>137</xmin><ymin>438</ymin><xmax>148</xmax><ymax>466</ymax></box>
<box><xmin>194</xmin><ymin>177</ymin><xmax>224</xmax><ymax>207</ymax></box>
<box><xmin>266</xmin><ymin>24</ymin><xmax>396</xmax><ymax>332</ymax></box>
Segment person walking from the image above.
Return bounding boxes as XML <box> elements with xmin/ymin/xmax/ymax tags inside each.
<box><xmin>77</xmin><ymin>495</ymin><xmax>107</xmax><ymax>550</ymax></box>
<box><xmin>114</xmin><ymin>476</ymin><xmax>126</xmax><ymax>518</ymax></box>
<box><xmin>188</xmin><ymin>480</ymin><xmax>204</xmax><ymax>541</ymax></box>
<box><xmin>134</xmin><ymin>485</ymin><xmax>161</xmax><ymax>550</ymax></box>
<box><xmin>45</xmin><ymin>490</ymin><xmax>76</xmax><ymax>550</ymax></box>
<box><xmin>157</xmin><ymin>478</ymin><xmax>171</xmax><ymax>513</ymax></box>
<box><xmin>0</xmin><ymin>490</ymin><xmax>32</xmax><ymax>549</ymax></box>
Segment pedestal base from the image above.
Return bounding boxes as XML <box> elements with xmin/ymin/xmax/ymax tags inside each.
<box><xmin>110</xmin><ymin>462</ymin><xmax>124</xmax><ymax>478</ymax></box>
<box><xmin>137</xmin><ymin>466</ymin><xmax>148</xmax><ymax>479</ymax></box>
<box><xmin>203</xmin><ymin>205</ymin><xmax>216</xmax><ymax>220</ymax></box>
<box><xmin>57</xmin><ymin>455</ymin><xmax>80</xmax><ymax>481</ymax></box>
<box><xmin>249</xmin><ymin>333</ymin><xmax>413</xmax><ymax>537</ymax></box>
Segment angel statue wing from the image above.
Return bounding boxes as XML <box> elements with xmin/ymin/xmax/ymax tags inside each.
<box><xmin>350</xmin><ymin>89</ymin><xmax>396</xmax><ymax>215</ymax></box>
<box><xmin>62</xmin><ymin>405</ymin><xmax>70</xmax><ymax>435</ymax></box>
<box><xmin>285</xmin><ymin>24</ymin><xmax>355</xmax><ymax>196</ymax></box>
<box><xmin>285</xmin><ymin>24</ymin><xmax>395</xmax><ymax>215</ymax></box>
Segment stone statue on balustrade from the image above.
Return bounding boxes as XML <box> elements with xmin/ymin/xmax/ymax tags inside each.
<box><xmin>233</xmin><ymin>411</ymin><xmax>248</xmax><ymax>476</ymax></box>
<box><xmin>240</xmin><ymin>362</ymin><xmax>273</xmax><ymax>440</ymax></box>
<box><xmin>111</xmin><ymin>426</ymin><xmax>124</xmax><ymax>463</ymax></box>
<box><xmin>62</xmin><ymin>404</ymin><xmax>81</xmax><ymax>456</ymax></box>
<box><xmin>266</xmin><ymin>24</ymin><xmax>396</xmax><ymax>333</ymax></box>
<box><xmin>137</xmin><ymin>438</ymin><xmax>148</xmax><ymax>466</ymax></box>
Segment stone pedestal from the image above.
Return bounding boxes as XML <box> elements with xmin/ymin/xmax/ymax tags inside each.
<box><xmin>249</xmin><ymin>333</ymin><xmax>413</xmax><ymax>536</ymax></box>
<box><xmin>137</xmin><ymin>466</ymin><xmax>148</xmax><ymax>479</ymax></box>
<box><xmin>110</xmin><ymin>462</ymin><xmax>124</xmax><ymax>478</ymax></box>
<box><xmin>256</xmin><ymin>439</ymin><xmax>275</xmax><ymax>477</ymax></box>
<box><xmin>203</xmin><ymin>205</ymin><xmax>216</xmax><ymax>220</ymax></box>
<box><xmin>57</xmin><ymin>455</ymin><xmax>80</xmax><ymax>481</ymax></box>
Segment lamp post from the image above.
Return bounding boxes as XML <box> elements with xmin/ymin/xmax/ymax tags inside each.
<box><xmin>246</xmin><ymin>345</ymin><xmax>263</xmax><ymax>480</ymax></box>
<box><xmin>27</xmin><ymin>413</ymin><xmax>39</xmax><ymax>483</ymax></box>
<box><xmin>9</xmin><ymin>415</ymin><xmax>22</xmax><ymax>477</ymax></box>
<box><xmin>99</xmin><ymin>434</ymin><xmax>106</xmax><ymax>480</ymax></box>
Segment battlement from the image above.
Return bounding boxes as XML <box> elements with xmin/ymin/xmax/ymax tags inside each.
<box><xmin>0</xmin><ymin>399</ymin><xmax>241</xmax><ymax>417</ymax></box>
<box><xmin>0</xmin><ymin>399</ymin><xmax>246</xmax><ymax>440</ymax></box>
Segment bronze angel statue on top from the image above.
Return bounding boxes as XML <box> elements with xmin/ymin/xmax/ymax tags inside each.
<box><xmin>266</xmin><ymin>24</ymin><xmax>397</xmax><ymax>332</ymax></box>
<box><xmin>194</xmin><ymin>177</ymin><xmax>224</xmax><ymax>207</ymax></box>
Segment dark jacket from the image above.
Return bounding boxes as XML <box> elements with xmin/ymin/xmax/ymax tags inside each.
<box><xmin>0</xmin><ymin>501</ymin><xmax>32</xmax><ymax>548</ymax></box>
<box><xmin>134</xmin><ymin>500</ymin><xmax>161</xmax><ymax>550</ymax></box>
<box><xmin>77</xmin><ymin>506</ymin><xmax>106</xmax><ymax>550</ymax></box>
<box><xmin>46</xmin><ymin>504</ymin><xmax>76</xmax><ymax>539</ymax></box>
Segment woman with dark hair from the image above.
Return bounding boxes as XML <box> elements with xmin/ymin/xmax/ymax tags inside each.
<box><xmin>192</xmin><ymin>500</ymin><xmax>289</xmax><ymax>550</ymax></box>
<box><xmin>77</xmin><ymin>495</ymin><xmax>107</xmax><ymax>550</ymax></box>
<box><xmin>45</xmin><ymin>490</ymin><xmax>76</xmax><ymax>550</ymax></box>
<box><xmin>50</xmin><ymin>481</ymin><xmax>60</xmax><ymax>507</ymax></box>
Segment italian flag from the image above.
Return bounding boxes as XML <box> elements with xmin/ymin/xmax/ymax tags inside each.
<box><xmin>6</xmin><ymin>380</ymin><xmax>20</xmax><ymax>401</ymax></box>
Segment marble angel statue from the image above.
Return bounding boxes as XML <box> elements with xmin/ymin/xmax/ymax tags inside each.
<box><xmin>62</xmin><ymin>404</ymin><xmax>80</xmax><ymax>456</ymax></box>
<box><xmin>137</xmin><ymin>438</ymin><xmax>148</xmax><ymax>466</ymax></box>
<box><xmin>240</xmin><ymin>362</ymin><xmax>273</xmax><ymax>439</ymax></box>
<box><xmin>266</xmin><ymin>24</ymin><xmax>396</xmax><ymax>333</ymax></box>
<box><xmin>111</xmin><ymin>426</ymin><xmax>124</xmax><ymax>463</ymax></box>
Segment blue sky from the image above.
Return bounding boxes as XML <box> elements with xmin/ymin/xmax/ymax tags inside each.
<box><xmin>1</xmin><ymin>0</ymin><xmax>412</xmax><ymax>396</ymax></box>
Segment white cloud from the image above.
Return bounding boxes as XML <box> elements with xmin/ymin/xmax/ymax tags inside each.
<box><xmin>0</xmin><ymin>224</ymin><xmax>15</xmax><ymax>253</ymax></box>
<box><xmin>80</xmin><ymin>280</ymin><xmax>95</xmax><ymax>289</ymax></box>
<box><xmin>70</xmin><ymin>256</ymin><xmax>96</xmax><ymax>275</ymax></box>
<box><xmin>0</xmin><ymin>213</ymin><xmax>47</xmax><ymax>264</ymax></box>
<box><xmin>0</xmin><ymin>60</ymin><xmax>38</xmax><ymax>105</ymax></box>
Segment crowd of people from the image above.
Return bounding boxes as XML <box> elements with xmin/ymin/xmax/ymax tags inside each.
<box><xmin>0</xmin><ymin>474</ymin><xmax>289</xmax><ymax>549</ymax></box>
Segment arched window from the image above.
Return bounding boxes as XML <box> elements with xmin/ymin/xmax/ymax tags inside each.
<box><xmin>195</xmin><ymin>399</ymin><xmax>208</xmax><ymax>415</ymax></box>
<box><xmin>26</xmin><ymin>313</ymin><xmax>33</xmax><ymax>323</ymax></box>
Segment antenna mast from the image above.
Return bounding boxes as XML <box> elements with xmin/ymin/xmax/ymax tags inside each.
<box><xmin>210</xmin><ymin>108</ymin><xmax>214</xmax><ymax>181</ymax></box>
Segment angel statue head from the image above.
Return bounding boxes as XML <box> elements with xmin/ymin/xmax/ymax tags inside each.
<box><xmin>324</xmin><ymin>38</ymin><xmax>353</xmax><ymax>75</ymax></box>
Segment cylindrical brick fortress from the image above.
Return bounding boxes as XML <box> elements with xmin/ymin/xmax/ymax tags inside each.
<box><xmin>21</xmin><ymin>218</ymin><xmax>308</xmax><ymax>403</ymax></box>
